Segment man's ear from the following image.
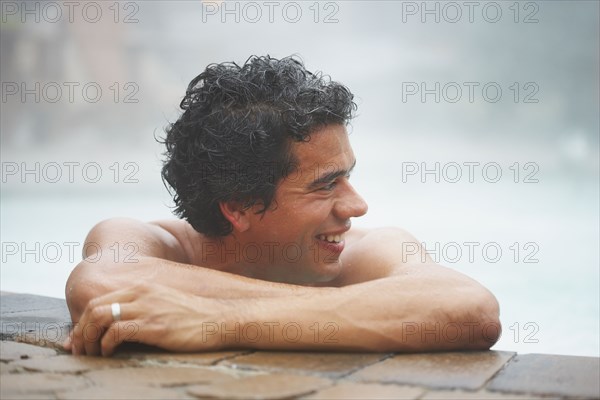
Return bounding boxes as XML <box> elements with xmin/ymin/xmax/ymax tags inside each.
<box><xmin>219</xmin><ymin>201</ymin><xmax>251</xmax><ymax>232</ymax></box>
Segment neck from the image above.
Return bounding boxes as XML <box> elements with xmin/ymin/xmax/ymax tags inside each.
<box><xmin>200</xmin><ymin>234</ymin><xmax>311</xmax><ymax>284</ymax></box>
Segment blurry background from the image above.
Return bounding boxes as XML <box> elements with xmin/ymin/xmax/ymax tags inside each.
<box><xmin>1</xmin><ymin>1</ymin><xmax>598</xmax><ymax>356</ymax></box>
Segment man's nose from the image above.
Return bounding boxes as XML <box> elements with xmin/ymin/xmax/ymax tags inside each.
<box><xmin>334</xmin><ymin>181</ymin><xmax>368</xmax><ymax>219</ymax></box>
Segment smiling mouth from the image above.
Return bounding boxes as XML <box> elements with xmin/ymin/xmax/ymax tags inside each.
<box><xmin>316</xmin><ymin>234</ymin><xmax>344</xmax><ymax>243</ymax></box>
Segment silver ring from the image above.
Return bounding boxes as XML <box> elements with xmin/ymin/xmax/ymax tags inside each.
<box><xmin>111</xmin><ymin>303</ymin><xmax>121</xmax><ymax>322</ymax></box>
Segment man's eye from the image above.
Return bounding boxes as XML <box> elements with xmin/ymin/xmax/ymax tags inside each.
<box><xmin>320</xmin><ymin>182</ymin><xmax>337</xmax><ymax>191</ymax></box>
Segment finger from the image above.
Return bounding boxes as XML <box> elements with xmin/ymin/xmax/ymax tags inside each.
<box><xmin>101</xmin><ymin>319</ymin><xmax>141</xmax><ymax>357</ymax></box>
<box><xmin>77</xmin><ymin>304</ymin><xmax>110</xmax><ymax>356</ymax></box>
<box><xmin>63</xmin><ymin>330</ymin><xmax>71</xmax><ymax>350</ymax></box>
<box><xmin>73</xmin><ymin>303</ymin><xmax>121</xmax><ymax>356</ymax></box>
<box><xmin>71</xmin><ymin>288</ymin><xmax>141</xmax><ymax>356</ymax></box>
<box><xmin>82</xmin><ymin>321</ymin><xmax>106</xmax><ymax>356</ymax></box>
<box><xmin>70</xmin><ymin>321</ymin><xmax>85</xmax><ymax>355</ymax></box>
<box><xmin>86</xmin><ymin>301</ymin><xmax>141</xmax><ymax>356</ymax></box>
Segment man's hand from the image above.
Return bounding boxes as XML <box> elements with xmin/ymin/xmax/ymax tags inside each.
<box><xmin>64</xmin><ymin>283</ymin><xmax>234</xmax><ymax>356</ymax></box>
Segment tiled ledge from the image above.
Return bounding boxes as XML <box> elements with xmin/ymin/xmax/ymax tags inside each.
<box><xmin>1</xmin><ymin>292</ymin><xmax>598</xmax><ymax>399</ymax></box>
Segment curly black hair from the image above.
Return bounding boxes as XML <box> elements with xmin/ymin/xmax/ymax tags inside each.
<box><xmin>160</xmin><ymin>55</ymin><xmax>357</xmax><ymax>237</ymax></box>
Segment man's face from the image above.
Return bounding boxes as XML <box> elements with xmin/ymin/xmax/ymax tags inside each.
<box><xmin>242</xmin><ymin>124</ymin><xmax>368</xmax><ymax>284</ymax></box>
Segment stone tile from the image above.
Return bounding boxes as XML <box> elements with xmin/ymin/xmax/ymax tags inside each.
<box><xmin>422</xmin><ymin>389</ymin><xmax>554</xmax><ymax>399</ymax></box>
<box><xmin>0</xmin><ymin>372</ymin><xmax>87</xmax><ymax>396</ymax></box>
<box><xmin>1</xmin><ymin>316</ymin><xmax>71</xmax><ymax>349</ymax></box>
<box><xmin>0</xmin><ymin>340</ymin><xmax>57</xmax><ymax>361</ymax></box>
<box><xmin>347</xmin><ymin>351</ymin><xmax>515</xmax><ymax>390</ymax></box>
<box><xmin>0</xmin><ymin>293</ymin><xmax>67</xmax><ymax>315</ymax></box>
<box><xmin>486</xmin><ymin>353</ymin><xmax>600</xmax><ymax>399</ymax></box>
<box><xmin>85</xmin><ymin>366</ymin><xmax>236</xmax><ymax>387</ymax></box>
<box><xmin>303</xmin><ymin>382</ymin><xmax>424</xmax><ymax>399</ymax></box>
<box><xmin>1</xmin><ymin>294</ymin><xmax>71</xmax><ymax>348</ymax></box>
<box><xmin>109</xmin><ymin>341</ymin><xmax>166</xmax><ymax>355</ymax></box>
<box><xmin>124</xmin><ymin>350</ymin><xmax>250</xmax><ymax>366</ymax></box>
<box><xmin>56</xmin><ymin>385</ymin><xmax>192</xmax><ymax>400</ymax></box>
<box><xmin>221</xmin><ymin>351</ymin><xmax>389</xmax><ymax>378</ymax></box>
<box><xmin>0</xmin><ymin>393</ymin><xmax>56</xmax><ymax>400</ymax></box>
<box><xmin>187</xmin><ymin>373</ymin><xmax>331</xmax><ymax>400</ymax></box>
<box><xmin>1</xmin><ymin>362</ymin><xmax>11</xmax><ymax>374</ymax></box>
<box><xmin>12</xmin><ymin>354</ymin><xmax>134</xmax><ymax>373</ymax></box>
<box><xmin>1</xmin><ymin>361</ymin><xmax>21</xmax><ymax>374</ymax></box>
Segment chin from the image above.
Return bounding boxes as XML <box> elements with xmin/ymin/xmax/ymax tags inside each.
<box><xmin>309</xmin><ymin>260</ymin><xmax>343</xmax><ymax>283</ymax></box>
<box><xmin>276</xmin><ymin>258</ymin><xmax>342</xmax><ymax>285</ymax></box>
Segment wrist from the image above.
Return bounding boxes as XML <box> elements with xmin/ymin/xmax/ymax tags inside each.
<box><xmin>193</xmin><ymin>297</ymin><xmax>249</xmax><ymax>350</ymax></box>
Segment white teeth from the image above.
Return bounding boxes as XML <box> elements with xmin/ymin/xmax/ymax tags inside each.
<box><xmin>318</xmin><ymin>234</ymin><xmax>344</xmax><ymax>243</ymax></box>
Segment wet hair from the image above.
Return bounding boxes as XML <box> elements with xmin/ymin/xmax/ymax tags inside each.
<box><xmin>160</xmin><ymin>55</ymin><xmax>356</xmax><ymax>237</ymax></box>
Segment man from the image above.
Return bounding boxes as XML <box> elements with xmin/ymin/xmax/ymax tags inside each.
<box><xmin>64</xmin><ymin>55</ymin><xmax>501</xmax><ymax>356</ymax></box>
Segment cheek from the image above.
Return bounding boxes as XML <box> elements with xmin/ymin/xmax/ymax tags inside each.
<box><xmin>294</xmin><ymin>200</ymin><xmax>333</xmax><ymax>225</ymax></box>
<box><xmin>309</xmin><ymin>198</ymin><xmax>334</xmax><ymax>214</ymax></box>
<box><xmin>270</xmin><ymin>197</ymin><xmax>334</xmax><ymax>234</ymax></box>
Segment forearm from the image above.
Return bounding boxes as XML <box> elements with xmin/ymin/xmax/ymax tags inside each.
<box><xmin>112</xmin><ymin>256</ymin><xmax>298</xmax><ymax>298</ymax></box>
<box><xmin>66</xmin><ymin>269</ymin><xmax>500</xmax><ymax>356</ymax></box>
<box><xmin>66</xmin><ymin>256</ymin><xmax>302</xmax><ymax>322</ymax></box>
<box><xmin>214</xmin><ymin>275</ymin><xmax>500</xmax><ymax>352</ymax></box>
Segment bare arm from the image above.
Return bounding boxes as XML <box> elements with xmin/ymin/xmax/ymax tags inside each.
<box><xmin>67</xmin><ymin>222</ymin><xmax>500</xmax><ymax>355</ymax></box>
<box><xmin>65</xmin><ymin>218</ymin><xmax>301</xmax><ymax>322</ymax></box>
<box><xmin>243</xmin><ymin>270</ymin><xmax>499</xmax><ymax>352</ymax></box>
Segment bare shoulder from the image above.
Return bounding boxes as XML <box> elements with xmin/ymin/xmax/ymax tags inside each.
<box><xmin>66</xmin><ymin>217</ymin><xmax>192</xmax><ymax>319</ymax></box>
<box><xmin>344</xmin><ymin>226</ymin><xmax>424</xmax><ymax>256</ymax></box>
<box><xmin>333</xmin><ymin>227</ymin><xmax>431</xmax><ymax>286</ymax></box>
<box><xmin>83</xmin><ymin>217</ymin><xmax>191</xmax><ymax>264</ymax></box>
<box><xmin>85</xmin><ymin>217</ymin><xmax>158</xmax><ymax>248</ymax></box>
<box><xmin>147</xmin><ymin>219</ymin><xmax>204</xmax><ymax>264</ymax></box>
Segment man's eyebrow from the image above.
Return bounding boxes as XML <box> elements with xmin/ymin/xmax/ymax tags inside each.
<box><xmin>308</xmin><ymin>160</ymin><xmax>356</xmax><ymax>189</ymax></box>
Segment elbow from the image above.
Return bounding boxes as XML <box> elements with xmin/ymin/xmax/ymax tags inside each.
<box><xmin>467</xmin><ymin>289</ymin><xmax>502</xmax><ymax>350</ymax></box>
<box><xmin>436</xmin><ymin>286</ymin><xmax>501</xmax><ymax>351</ymax></box>
<box><xmin>65</xmin><ymin>261</ymin><xmax>108</xmax><ymax>323</ymax></box>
